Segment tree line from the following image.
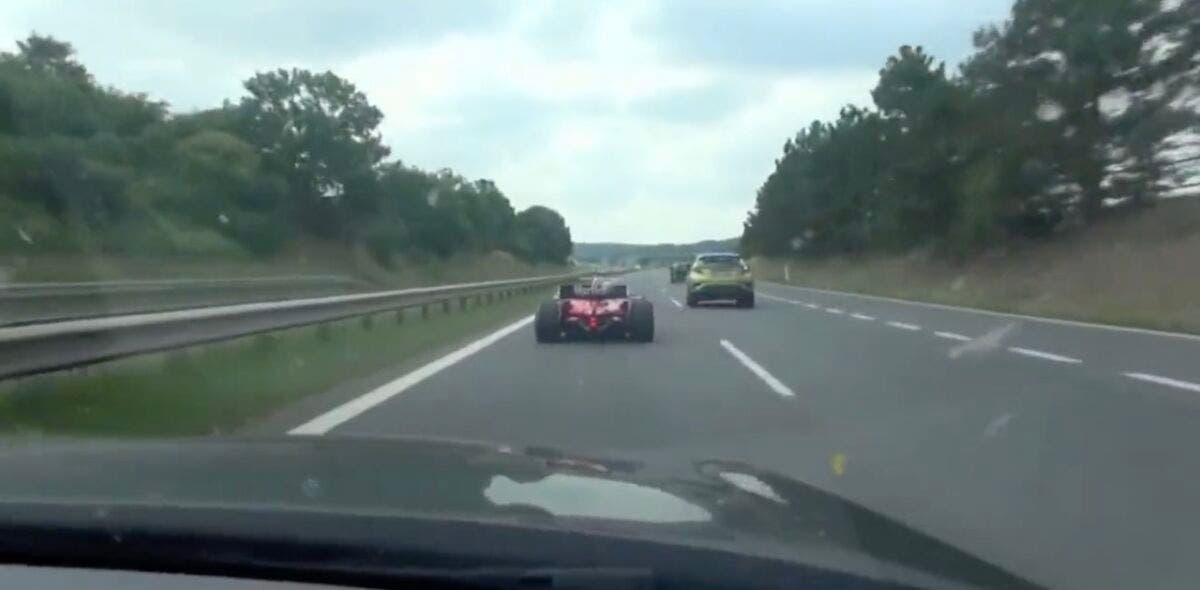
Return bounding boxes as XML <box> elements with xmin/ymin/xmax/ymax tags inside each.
<box><xmin>0</xmin><ymin>34</ymin><xmax>573</xmax><ymax>265</ymax></box>
<box><xmin>742</xmin><ymin>0</ymin><xmax>1199</xmax><ymax>258</ymax></box>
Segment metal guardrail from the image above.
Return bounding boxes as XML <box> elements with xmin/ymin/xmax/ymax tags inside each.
<box><xmin>0</xmin><ymin>271</ymin><xmax>611</xmax><ymax>380</ymax></box>
<box><xmin>1</xmin><ymin>275</ymin><xmax>368</xmax><ymax>328</ymax></box>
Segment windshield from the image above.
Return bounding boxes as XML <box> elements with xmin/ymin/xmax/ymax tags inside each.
<box><xmin>0</xmin><ymin>2</ymin><xmax>1198</xmax><ymax>589</ymax></box>
<box><xmin>695</xmin><ymin>255</ymin><xmax>746</xmax><ymax>270</ymax></box>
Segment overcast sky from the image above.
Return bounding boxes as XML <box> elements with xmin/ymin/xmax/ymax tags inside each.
<box><xmin>0</xmin><ymin>0</ymin><xmax>1010</xmax><ymax>243</ymax></box>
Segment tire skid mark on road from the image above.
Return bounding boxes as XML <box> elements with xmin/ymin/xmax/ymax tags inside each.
<box><xmin>719</xmin><ymin>339</ymin><xmax>796</xmax><ymax>398</ymax></box>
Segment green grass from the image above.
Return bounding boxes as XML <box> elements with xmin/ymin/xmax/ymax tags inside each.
<box><xmin>0</xmin><ymin>290</ymin><xmax>546</xmax><ymax>437</ymax></box>
<box><xmin>749</xmin><ymin>199</ymin><xmax>1200</xmax><ymax>334</ymax></box>
<box><xmin>1</xmin><ymin>248</ymin><xmax>565</xmax><ymax>287</ymax></box>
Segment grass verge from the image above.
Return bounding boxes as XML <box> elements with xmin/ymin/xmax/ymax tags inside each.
<box><xmin>0</xmin><ymin>290</ymin><xmax>546</xmax><ymax>437</ymax></box>
<box><xmin>750</xmin><ymin>198</ymin><xmax>1200</xmax><ymax>334</ymax></box>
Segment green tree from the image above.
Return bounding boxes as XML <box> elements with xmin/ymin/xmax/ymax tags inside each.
<box><xmin>870</xmin><ymin>45</ymin><xmax>968</xmax><ymax>249</ymax></box>
<box><xmin>965</xmin><ymin>0</ymin><xmax>1191</xmax><ymax>220</ymax></box>
<box><xmin>0</xmin><ymin>33</ymin><xmax>575</xmax><ymax>265</ymax></box>
<box><xmin>236</xmin><ymin>68</ymin><xmax>389</xmax><ymax>237</ymax></box>
<box><xmin>512</xmin><ymin>206</ymin><xmax>572</xmax><ymax>264</ymax></box>
<box><xmin>13</xmin><ymin>33</ymin><xmax>92</xmax><ymax>86</ymax></box>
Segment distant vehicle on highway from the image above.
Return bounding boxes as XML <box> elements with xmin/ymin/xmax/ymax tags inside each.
<box><xmin>686</xmin><ymin>253</ymin><xmax>754</xmax><ymax>308</ymax></box>
<box><xmin>535</xmin><ymin>278</ymin><xmax>654</xmax><ymax>342</ymax></box>
<box><xmin>669</xmin><ymin>262</ymin><xmax>689</xmax><ymax>283</ymax></box>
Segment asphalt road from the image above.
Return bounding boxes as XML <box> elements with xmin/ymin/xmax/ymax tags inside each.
<box><xmin>290</xmin><ymin>269</ymin><xmax>1200</xmax><ymax>590</ymax></box>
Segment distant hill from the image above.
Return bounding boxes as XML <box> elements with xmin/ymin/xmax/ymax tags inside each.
<box><xmin>574</xmin><ymin>238</ymin><xmax>739</xmax><ymax>266</ymax></box>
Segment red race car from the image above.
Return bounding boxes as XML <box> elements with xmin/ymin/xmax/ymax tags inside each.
<box><xmin>534</xmin><ymin>279</ymin><xmax>654</xmax><ymax>343</ymax></box>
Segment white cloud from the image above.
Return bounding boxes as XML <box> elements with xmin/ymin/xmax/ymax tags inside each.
<box><xmin>341</xmin><ymin>1</ymin><xmax>713</xmax><ymax>136</ymax></box>
<box><xmin>486</xmin><ymin>70</ymin><xmax>874</xmax><ymax>242</ymax></box>
<box><xmin>337</xmin><ymin>1</ymin><xmax>875</xmax><ymax>242</ymax></box>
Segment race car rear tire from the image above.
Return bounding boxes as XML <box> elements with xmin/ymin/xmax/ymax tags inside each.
<box><xmin>629</xmin><ymin>300</ymin><xmax>655</xmax><ymax>342</ymax></box>
<box><xmin>534</xmin><ymin>301</ymin><xmax>562</xmax><ymax>342</ymax></box>
<box><xmin>737</xmin><ymin>294</ymin><xmax>755</xmax><ymax>308</ymax></box>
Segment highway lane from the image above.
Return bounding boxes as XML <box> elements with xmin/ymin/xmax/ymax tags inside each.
<box><xmin>292</xmin><ymin>269</ymin><xmax>1200</xmax><ymax>589</ymax></box>
<box><xmin>757</xmin><ymin>281</ymin><xmax>1200</xmax><ymax>393</ymax></box>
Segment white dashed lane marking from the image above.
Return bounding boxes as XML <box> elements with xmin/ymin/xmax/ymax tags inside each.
<box><xmin>758</xmin><ymin>293</ymin><xmax>799</xmax><ymax>305</ymax></box>
<box><xmin>1123</xmin><ymin>372</ymin><xmax>1200</xmax><ymax>394</ymax></box>
<box><xmin>934</xmin><ymin>331</ymin><xmax>972</xmax><ymax>341</ymax></box>
<box><xmin>669</xmin><ymin>298</ymin><xmax>683</xmax><ymax>309</ymax></box>
<box><xmin>719</xmin><ymin>339</ymin><xmax>796</xmax><ymax>398</ymax></box>
<box><xmin>1008</xmin><ymin>347</ymin><xmax>1082</xmax><ymax>364</ymax></box>
<box><xmin>755</xmin><ymin>287</ymin><xmax>1200</xmax><ymax>395</ymax></box>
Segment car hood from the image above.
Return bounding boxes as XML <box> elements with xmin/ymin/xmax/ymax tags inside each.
<box><xmin>0</xmin><ymin>435</ymin><xmax>1030</xmax><ymax>588</ymax></box>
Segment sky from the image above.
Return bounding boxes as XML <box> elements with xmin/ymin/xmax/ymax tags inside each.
<box><xmin>0</xmin><ymin>0</ymin><xmax>1011</xmax><ymax>243</ymax></box>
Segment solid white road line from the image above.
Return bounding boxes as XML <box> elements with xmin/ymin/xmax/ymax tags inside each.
<box><xmin>719</xmin><ymin>339</ymin><xmax>795</xmax><ymax>398</ymax></box>
<box><xmin>1123</xmin><ymin>372</ymin><xmax>1200</xmax><ymax>394</ymax></box>
<box><xmin>765</xmin><ymin>281</ymin><xmax>1200</xmax><ymax>343</ymax></box>
<box><xmin>289</xmin><ymin>315</ymin><xmax>535</xmax><ymax>435</ymax></box>
<box><xmin>850</xmin><ymin>313</ymin><xmax>875</xmax><ymax>321</ymax></box>
<box><xmin>1007</xmin><ymin>347</ymin><xmax>1082</xmax><ymax>364</ymax></box>
<box><xmin>669</xmin><ymin>298</ymin><xmax>684</xmax><ymax>308</ymax></box>
<box><xmin>934</xmin><ymin>331</ymin><xmax>972</xmax><ymax>341</ymax></box>
<box><xmin>825</xmin><ymin>308</ymin><xmax>844</xmax><ymax>315</ymax></box>
<box><xmin>886</xmin><ymin>321</ymin><xmax>921</xmax><ymax>331</ymax></box>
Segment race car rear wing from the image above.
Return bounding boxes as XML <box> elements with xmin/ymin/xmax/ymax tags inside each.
<box><xmin>558</xmin><ymin>284</ymin><xmax>628</xmax><ymax>299</ymax></box>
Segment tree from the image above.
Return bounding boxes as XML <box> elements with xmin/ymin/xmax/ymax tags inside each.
<box><xmin>0</xmin><ymin>33</ymin><xmax>574</xmax><ymax>265</ymax></box>
<box><xmin>512</xmin><ymin>206</ymin><xmax>572</xmax><ymax>264</ymax></box>
<box><xmin>236</xmin><ymin>68</ymin><xmax>389</xmax><ymax>236</ymax></box>
<box><xmin>964</xmin><ymin>0</ymin><xmax>1191</xmax><ymax>220</ymax></box>
<box><xmin>744</xmin><ymin>0</ymin><xmax>1199</xmax><ymax>261</ymax></box>
<box><xmin>870</xmin><ymin>45</ymin><xmax>968</xmax><ymax>248</ymax></box>
<box><xmin>12</xmin><ymin>34</ymin><xmax>92</xmax><ymax>86</ymax></box>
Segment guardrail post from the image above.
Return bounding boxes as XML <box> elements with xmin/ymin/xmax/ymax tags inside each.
<box><xmin>474</xmin><ymin>294</ymin><xmax>483</xmax><ymax>307</ymax></box>
<box><xmin>0</xmin><ymin>272</ymin><xmax>590</xmax><ymax>380</ymax></box>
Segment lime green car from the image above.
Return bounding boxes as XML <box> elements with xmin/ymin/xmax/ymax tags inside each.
<box><xmin>685</xmin><ymin>253</ymin><xmax>754</xmax><ymax>308</ymax></box>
